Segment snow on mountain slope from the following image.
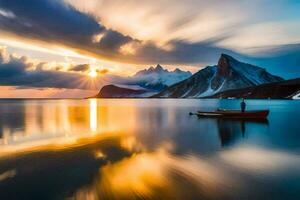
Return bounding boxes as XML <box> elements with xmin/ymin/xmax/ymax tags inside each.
<box><xmin>93</xmin><ymin>64</ymin><xmax>192</xmax><ymax>98</ymax></box>
<box><xmin>153</xmin><ymin>66</ymin><xmax>217</xmax><ymax>98</ymax></box>
<box><xmin>224</xmin><ymin>55</ymin><xmax>283</xmax><ymax>85</ymax></box>
<box><xmin>210</xmin><ymin>78</ymin><xmax>300</xmax><ymax>99</ymax></box>
<box><xmin>153</xmin><ymin>54</ymin><xmax>284</xmax><ymax>98</ymax></box>
<box><xmin>292</xmin><ymin>91</ymin><xmax>300</xmax><ymax>100</ymax></box>
<box><xmin>130</xmin><ymin>64</ymin><xmax>192</xmax><ymax>90</ymax></box>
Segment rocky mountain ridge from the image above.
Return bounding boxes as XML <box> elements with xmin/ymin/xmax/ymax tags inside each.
<box><xmin>153</xmin><ymin>54</ymin><xmax>284</xmax><ymax>98</ymax></box>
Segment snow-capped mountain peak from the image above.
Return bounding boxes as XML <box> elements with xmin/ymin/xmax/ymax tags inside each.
<box><xmin>131</xmin><ymin>64</ymin><xmax>192</xmax><ymax>90</ymax></box>
<box><xmin>108</xmin><ymin>64</ymin><xmax>192</xmax><ymax>92</ymax></box>
<box><xmin>212</xmin><ymin>54</ymin><xmax>283</xmax><ymax>88</ymax></box>
<box><xmin>173</xmin><ymin>68</ymin><xmax>184</xmax><ymax>73</ymax></box>
<box><xmin>135</xmin><ymin>64</ymin><xmax>174</xmax><ymax>76</ymax></box>
<box><xmin>154</xmin><ymin>54</ymin><xmax>284</xmax><ymax>98</ymax></box>
<box><xmin>153</xmin><ymin>64</ymin><xmax>165</xmax><ymax>73</ymax></box>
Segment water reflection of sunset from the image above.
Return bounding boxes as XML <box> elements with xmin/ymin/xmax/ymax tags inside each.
<box><xmin>0</xmin><ymin>99</ymin><xmax>300</xmax><ymax>200</ymax></box>
<box><xmin>0</xmin><ymin>100</ymin><xmax>140</xmax><ymax>155</ymax></box>
<box><xmin>74</xmin><ymin>149</ymin><xmax>240</xmax><ymax>200</ymax></box>
<box><xmin>89</xmin><ymin>99</ymin><xmax>98</xmax><ymax>133</ymax></box>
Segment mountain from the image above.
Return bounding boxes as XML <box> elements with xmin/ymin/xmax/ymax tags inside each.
<box><xmin>127</xmin><ymin>64</ymin><xmax>192</xmax><ymax>91</ymax></box>
<box><xmin>93</xmin><ymin>85</ymin><xmax>154</xmax><ymax>98</ymax></box>
<box><xmin>134</xmin><ymin>64</ymin><xmax>166</xmax><ymax>76</ymax></box>
<box><xmin>208</xmin><ymin>78</ymin><xmax>300</xmax><ymax>99</ymax></box>
<box><xmin>153</xmin><ymin>54</ymin><xmax>284</xmax><ymax>98</ymax></box>
<box><xmin>93</xmin><ymin>64</ymin><xmax>192</xmax><ymax>98</ymax></box>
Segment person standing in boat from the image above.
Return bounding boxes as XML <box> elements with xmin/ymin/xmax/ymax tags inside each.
<box><xmin>241</xmin><ymin>98</ymin><xmax>246</xmax><ymax>112</ymax></box>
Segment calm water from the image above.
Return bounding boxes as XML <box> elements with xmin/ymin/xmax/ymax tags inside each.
<box><xmin>0</xmin><ymin>99</ymin><xmax>299</xmax><ymax>200</ymax></box>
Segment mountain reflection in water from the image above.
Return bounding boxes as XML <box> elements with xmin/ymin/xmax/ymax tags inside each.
<box><xmin>0</xmin><ymin>99</ymin><xmax>299</xmax><ymax>200</ymax></box>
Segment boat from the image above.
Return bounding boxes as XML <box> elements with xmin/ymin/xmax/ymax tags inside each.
<box><xmin>194</xmin><ymin>109</ymin><xmax>269</xmax><ymax>119</ymax></box>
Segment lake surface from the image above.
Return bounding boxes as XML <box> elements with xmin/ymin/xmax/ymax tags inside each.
<box><xmin>0</xmin><ymin>99</ymin><xmax>299</xmax><ymax>200</ymax></box>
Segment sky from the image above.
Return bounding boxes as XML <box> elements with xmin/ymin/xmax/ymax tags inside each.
<box><xmin>0</xmin><ymin>0</ymin><xmax>300</xmax><ymax>98</ymax></box>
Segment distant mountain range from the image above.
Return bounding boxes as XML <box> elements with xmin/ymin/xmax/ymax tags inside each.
<box><xmin>94</xmin><ymin>64</ymin><xmax>192</xmax><ymax>98</ymax></box>
<box><xmin>93</xmin><ymin>54</ymin><xmax>300</xmax><ymax>99</ymax></box>
<box><xmin>153</xmin><ymin>54</ymin><xmax>284</xmax><ymax>98</ymax></box>
<box><xmin>123</xmin><ymin>64</ymin><xmax>192</xmax><ymax>91</ymax></box>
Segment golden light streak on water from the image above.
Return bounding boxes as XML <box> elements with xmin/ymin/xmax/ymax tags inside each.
<box><xmin>89</xmin><ymin>99</ymin><xmax>98</xmax><ymax>133</ymax></box>
<box><xmin>0</xmin><ymin>169</ymin><xmax>16</xmax><ymax>182</ymax></box>
<box><xmin>0</xmin><ymin>99</ymin><xmax>300</xmax><ymax>200</ymax></box>
<box><xmin>0</xmin><ymin>99</ymin><xmax>139</xmax><ymax>156</ymax></box>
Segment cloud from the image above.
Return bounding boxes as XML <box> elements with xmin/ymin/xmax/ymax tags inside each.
<box><xmin>0</xmin><ymin>0</ymin><xmax>299</xmax><ymax>79</ymax></box>
<box><xmin>0</xmin><ymin>48</ymin><xmax>102</xmax><ymax>90</ymax></box>
<box><xmin>98</xmin><ymin>69</ymin><xmax>109</xmax><ymax>74</ymax></box>
<box><xmin>67</xmin><ymin>0</ymin><xmax>300</xmax><ymax>48</ymax></box>
<box><xmin>0</xmin><ymin>47</ymin><xmax>130</xmax><ymax>90</ymax></box>
<box><xmin>0</xmin><ymin>57</ymin><xmax>26</xmax><ymax>79</ymax></box>
<box><xmin>0</xmin><ymin>8</ymin><xmax>15</xmax><ymax>19</ymax></box>
<box><xmin>0</xmin><ymin>45</ymin><xmax>9</xmax><ymax>62</ymax></box>
<box><xmin>246</xmin><ymin>43</ymin><xmax>300</xmax><ymax>78</ymax></box>
<box><xmin>98</xmin><ymin>30</ymin><xmax>132</xmax><ymax>52</ymax></box>
<box><xmin>66</xmin><ymin>0</ymin><xmax>244</xmax><ymax>43</ymax></box>
<box><xmin>69</xmin><ymin>64</ymin><xmax>89</xmax><ymax>72</ymax></box>
<box><xmin>0</xmin><ymin>0</ymin><xmax>244</xmax><ymax>65</ymax></box>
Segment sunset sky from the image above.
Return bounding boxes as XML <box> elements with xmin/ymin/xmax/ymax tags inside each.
<box><xmin>0</xmin><ymin>0</ymin><xmax>300</xmax><ymax>97</ymax></box>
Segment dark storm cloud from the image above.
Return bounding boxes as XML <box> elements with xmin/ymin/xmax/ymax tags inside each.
<box><xmin>0</xmin><ymin>0</ymin><xmax>299</xmax><ymax>80</ymax></box>
<box><xmin>0</xmin><ymin>56</ymin><xmax>26</xmax><ymax>78</ymax></box>
<box><xmin>0</xmin><ymin>0</ymin><xmax>104</xmax><ymax>43</ymax></box>
<box><xmin>98</xmin><ymin>30</ymin><xmax>132</xmax><ymax>52</ymax></box>
<box><xmin>0</xmin><ymin>0</ymin><xmax>243</xmax><ymax>64</ymax></box>
<box><xmin>0</xmin><ymin>0</ymin><xmax>143</xmax><ymax>61</ymax></box>
<box><xmin>134</xmin><ymin>37</ymin><xmax>243</xmax><ymax>64</ymax></box>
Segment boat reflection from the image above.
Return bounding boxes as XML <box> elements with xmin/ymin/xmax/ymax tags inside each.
<box><xmin>216</xmin><ymin>118</ymin><xmax>269</xmax><ymax>146</ymax></box>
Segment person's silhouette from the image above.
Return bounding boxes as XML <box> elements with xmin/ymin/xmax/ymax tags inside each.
<box><xmin>241</xmin><ymin>98</ymin><xmax>246</xmax><ymax>112</ymax></box>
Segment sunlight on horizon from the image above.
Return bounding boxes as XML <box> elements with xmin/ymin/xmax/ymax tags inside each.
<box><xmin>89</xmin><ymin>70</ymin><xmax>98</xmax><ymax>78</ymax></box>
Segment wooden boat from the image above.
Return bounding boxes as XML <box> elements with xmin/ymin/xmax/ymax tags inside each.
<box><xmin>195</xmin><ymin>109</ymin><xmax>269</xmax><ymax>119</ymax></box>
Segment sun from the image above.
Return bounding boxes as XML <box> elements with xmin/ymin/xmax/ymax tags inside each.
<box><xmin>88</xmin><ymin>68</ymin><xmax>98</xmax><ymax>78</ymax></box>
